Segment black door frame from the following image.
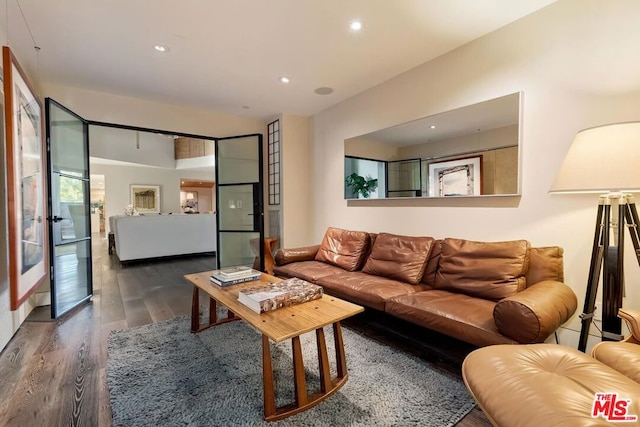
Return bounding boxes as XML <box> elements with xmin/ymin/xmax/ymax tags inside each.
<box><xmin>215</xmin><ymin>133</ymin><xmax>265</xmax><ymax>271</ymax></box>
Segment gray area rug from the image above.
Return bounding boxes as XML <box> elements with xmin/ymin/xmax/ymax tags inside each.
<box><xmin>107</xmin><ymin>315</ymin><xmax>475</xmax><ymax>426</ymax></box>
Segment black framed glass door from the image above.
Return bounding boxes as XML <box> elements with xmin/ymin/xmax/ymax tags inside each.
<box><xmin>215</xmin><ymin>134</ymin><xmax>264</xmax><ymax>270</ymax></box>
<box><xmin>45</xmin><ymin>98</ymin><xmax>92</xmax><ymax>318</ymax></box>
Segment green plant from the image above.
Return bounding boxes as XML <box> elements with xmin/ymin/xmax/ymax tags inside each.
<box><xmin>345</xmin><ymin>173</ymin><xmax>378</xmax><ymax>198</ymax></box>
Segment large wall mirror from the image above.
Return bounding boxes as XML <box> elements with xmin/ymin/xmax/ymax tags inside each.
<box><xmin>344</xmin><ymin>92</ymin><xmax>521</xmax><ymax>199</ymax></box>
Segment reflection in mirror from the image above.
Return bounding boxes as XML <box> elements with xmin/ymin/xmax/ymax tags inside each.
<box><xmin>344</xmin><ymin>92</ymin><xmax>521</xmax><ymax>199</ymax></box>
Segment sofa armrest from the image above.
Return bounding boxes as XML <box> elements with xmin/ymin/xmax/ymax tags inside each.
<box><xmin>493</xmin><ymin>280</ymin><xmax>578</xmax><ymax>343</ymax></box>
<box><xmin>275</xmin><ymin>245</ymin><xmax>320</xmax><ymax>266</ymax></box>
<box><xmin>619</xmin><ymin>308</ymin><xmax>640</xmax><ymax>342</ymax></box>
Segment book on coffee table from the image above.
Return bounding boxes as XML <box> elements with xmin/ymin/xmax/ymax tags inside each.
<box><xmin>217</xmin><ymin>265</ymin><xmax>255</xmax><ymax>279</ymax></box>
<box><xmin>237</xmin><ymin>277</ymin><xmax>323</xmax><ymax>314</ymax></box>
<box><xmin>210</xmin><ymin>267</ymin><xmax>261</xmax><ymax>287</ymax></box>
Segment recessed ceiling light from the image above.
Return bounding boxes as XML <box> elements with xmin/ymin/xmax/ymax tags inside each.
<box><xmin>350</xmin><ymin>20</ymin><xmax>362</xmax><ymax>31</ymax></box>
<box><xmin>154</xmin><ymin>45</ymin><xmax>169</xmax><ymax>52</ymax></box>
<box><xmin>278</xmin><ymin>76</ymin><xmax>290</xmax><ymax>84</ymax></box>
<box><xmin>430</xmin><ymin>125</ymin><xmax>436</xmax><ymax>129</ymax></box>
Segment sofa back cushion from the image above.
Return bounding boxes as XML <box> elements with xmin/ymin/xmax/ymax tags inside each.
<box><xmin>525</xmin><ymin>246</ymin><xmax>564</xmax><ymax>286</ymax></box>
<box><xmin>434</xmin><ymin>238</ymin><xmax>530</xmax><ymax>301</ymax></box>
<box><xmin>315</xmin><ymin>227</ymin><xmax>371</xmax><ymax>272</ymax></box>
<box><xmin>421</xmin><ymin>239</ymin><xmax>442</xmax><ymax>287</ymax></box>
<box><xmin>362</xmin><ymin>233</ymin><xmax>435</xmax><ymax>284</ymax></box>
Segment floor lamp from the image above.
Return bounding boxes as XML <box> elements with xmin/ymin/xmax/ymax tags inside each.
<box><xmin>550</xmin><ymin>122</ymin><xmax>640</xmax><ymax>352</ymax></box>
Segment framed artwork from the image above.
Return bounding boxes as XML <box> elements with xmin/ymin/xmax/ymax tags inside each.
<box><xmin>428</xmin><ymin>155</ymin><xmax>482</xmax><ymax>197</ymax></box>
<box><xmin>3</xmin><ymin>46</ymin><xmax>47</xmax><ymax>310</ymax></box>
<box><xmin>130</xmin><ymin>184</ymin><xmax>160</xmax><ymax>214</ymax></box>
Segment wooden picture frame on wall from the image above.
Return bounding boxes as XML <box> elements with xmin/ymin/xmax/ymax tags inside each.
<box><xmin>130</xmin><ymin>184</ymin><xmax>161</xmax><ymax>214</ymax></box>
<box><xmin>428</xmin><ymin>155</ymin><xmax>482</xmax><ymax>197</ymax></box>
<box><xmin>3</xmin><ymin>46</ymin><xmax>48</xmax><ymax>310</ymax></box>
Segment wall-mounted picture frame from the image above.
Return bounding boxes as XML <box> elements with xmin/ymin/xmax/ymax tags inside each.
<box><xmin>3</xmin><ymin>46</ymin><xmax>48</xmax><ymax>310</ymax></box>
<box><xmin>130</xmin><ymin>184</ymin><xmax>160</xmax><ymax>214</ymax></box>
<box><xmin>428</xmin><ymin>155</ymin><xmax>482</xmax><ymax>197</ymax></box>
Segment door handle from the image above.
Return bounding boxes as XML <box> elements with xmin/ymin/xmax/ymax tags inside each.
<box><xmin>49</xmin><ymin>216</ymin><xmax>67</xmax><ymax>223</ymax></box>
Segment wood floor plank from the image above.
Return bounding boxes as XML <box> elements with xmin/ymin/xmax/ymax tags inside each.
<box><xmin>0</xmin><ymin>234</ymin><xmax>490</xmax><ymax>426</ymax></box>
<box><xmin>0</xmin><ymin>322</ymin><xmax>53</xmax><ymax>421</ymax></box>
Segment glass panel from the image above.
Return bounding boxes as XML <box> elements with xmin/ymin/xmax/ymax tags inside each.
<box><xmin>53</xmin><ymin>240</ymin><xmax>91</xmax><ymax>316</ymax></box>
<box><xmin>387</xmin><ymin>158</ymin><xmax>422</xmax><ymax>197</ymax></box>
<box><xmin>344</xmin><ymin>157</ymin><xmax>385</xmax><ymax>199</ymax></box>
<box><xmin>219</xmin><ymin>232</ymin><xmax>260</xmax><ymax>268</ymax></box>
<box><xmin>215</xmin><ymin>134</ymin><xmax>262</xmax><ymax>270</ymax></box>
<box><xmin>218</xmin><ymin>184</ymin><xmax>254</xmax><ymax>231</ymax></box>
<box><xmin>49</xmin><ymin>103</ymin><xmax>88</xmax><ymax>177</ymax></box>
<box><xmin>51</xmin><ymin>174</ymin><xmax>90</xmax><ymax>245</ymax></box>
<box><xmin>47</xmin><ymin>98</ymin><xmax>92</xmax><ymax>319</ymax></box>
<box><xmin>217</xmin><ymin>136</ymin><xmax>259</xmax><ymax>184</ymax></box>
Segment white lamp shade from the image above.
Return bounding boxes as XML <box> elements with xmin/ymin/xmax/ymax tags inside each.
<box><xmin>550</xmin><ymin>122</ymin><xmax>640</xmax><ymax>193</ymax></box>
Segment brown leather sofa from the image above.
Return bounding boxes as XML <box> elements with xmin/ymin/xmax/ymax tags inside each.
<box><xmin>462</xmin><ymin>308</ymin><xmax>640</xmax><ymax>426</ymax></box>
<box><xmin>274</xmin><ymin>227</ymin><xmax>578</xmax><ymax>347</ymax></box>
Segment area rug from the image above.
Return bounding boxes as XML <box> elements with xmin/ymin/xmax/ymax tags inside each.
<box><xmin>107</xmin><ymin>315</ymin><xmax>475</xmax><ymax>426</ymax></box>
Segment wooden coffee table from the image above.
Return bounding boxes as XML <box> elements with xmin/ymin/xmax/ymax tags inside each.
<box><xmin>185</xmin><ymin>271</ymin><xmax>364</xmax><ymax>422</ymax></box>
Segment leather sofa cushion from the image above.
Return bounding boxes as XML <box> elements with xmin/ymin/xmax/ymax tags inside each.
<box><xmin>434</xmin><ymin>238</ymin><xmax>530</xmax><ymax>301</ymax></box>
<box><xmin>493</xmin><ymin>280</ymin><xmax>578</xmax><ymax>343</ymax></box>
<box><xmin>387</xmin><ymin>290</ymin><xmax>517</xmax><ymax>347</ymax></box>
<box><xmin>318</xmin><ymin>271</ymin><xmax>430</xmax><ymax>311</ymax></box>
<box><xmin>362</xmin><ymin>233</ymin><xmax>435</xmax><ymax>285</ymax></box>
<box><xmin>421</xmin><ymin>239</ymin><xmax>442</xmax><ymax>287</ymax></box>
<box><xmin>273</xmin><ymin>261</ymin><xmax>346</xmax><ymax>283</ymax></box>
<box><xmin>462</xmin><ymin>344</ymin><xmax>640</xmax><ymax>427</ymax></box>
<box><xmin>525</xmin><ymin>246</ymin><xmax>564</xmax><ymax>285</ymax></box>
<box><xmin>275</xmin><ymin>245</ymin><xmax>320</xmax><ymax>266</ymax></box>
<box><xmin>315</xmin><ymin>227</ymin><xmax>371</xmax><ymax>272</ymax></box>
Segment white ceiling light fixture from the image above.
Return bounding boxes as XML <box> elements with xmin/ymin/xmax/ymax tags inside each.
<box><xmin>349</xmin><ymin>20</ymin><xmax>363</xmax><ymax>32</ymax></box>
<box><xmin>153</xmin><ymin>44</ymin><xmax>169</xmax><ymax>52</ymax></box>
<box><xmin>278</xmin><ymin>76</ymin><xmax>290</xmax><ymax>84</ymax></box>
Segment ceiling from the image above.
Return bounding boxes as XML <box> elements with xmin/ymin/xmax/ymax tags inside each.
<box><xmin>362</xmin><ymin>92</ymin><xmax>520</xmax><ymax>146</ymax></box>
<box><xmin>1</xmin><ymin>0</ymin><xmax>556</xmax><ymax>119</ymax></box>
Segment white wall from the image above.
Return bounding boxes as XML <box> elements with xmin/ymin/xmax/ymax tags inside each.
<box><xmin>309</xmin><ymin>0</ymin><xmax>640</xmax><ymax>347</ymax></box>
<box><xmin>281</xmin><ymin>114</ymin><xmax>312</xmax><ymax>248</ymax></box>
<box><xmin>90</xmin><ymin>126</ymin><xmax>176</xmax><ymax>169</ymax></box>
<box><xmin>42</xmin><ymin>82</ymin><xmax>266</xmax><ymax>138</ymax></box>
<box><xmin>92</xmin><ymin>164</ymin><xmax>214</xmax><ymax>231</ymax></box>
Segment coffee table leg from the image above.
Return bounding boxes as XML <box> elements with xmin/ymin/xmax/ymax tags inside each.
<box><xmin>191</xmin><ymin>285</ymin><xmax>239</xmax><ymax>333</ymax></box>
<box><xmin>292</xmin><ymin>336</ymin><xmax>308</xmax><ymax>406</ymax></box>
<box><xmin>191</xmin><ymin>286</ymin><xmax>200</xmax><ymax>332</ymax></box>
<box><xmin>334</xmin><ymin>321</ymin><xmax>347</xmax><ymax>378</ymax></box>
<box><xmin>316</xmin><ymin>328</ymin><xmax>332</xmax><ymax>393</ymax></box>
<box><xmin>262</xmin><ymin>334</ymin><xmax>276</xmax><ymax>418</ymax></box>
<box><xmin>209</xmin><ymin>298</ymin><xmax>217</xmax><ymax>324</ymax></box>
<box><xmin>263</xmin><ymin>324</ymin><xmax>350</xmax><ymax>422</ymax></box>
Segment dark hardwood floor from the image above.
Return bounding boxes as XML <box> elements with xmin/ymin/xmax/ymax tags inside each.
<box><xmin>0</xmin><ymin>235</ymin><xmax>491</xmax><ymax>426</ymax></box>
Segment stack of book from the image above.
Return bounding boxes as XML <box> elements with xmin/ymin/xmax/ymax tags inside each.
<box><xmin>210</xmin><ymin>266</ymin><xmax>261</xmax><ymax>286</ymax></box>
<box><xmin>237</xmin><ymin>277</ymin><xmax>323</xmax><ymax>314</ymax></box>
